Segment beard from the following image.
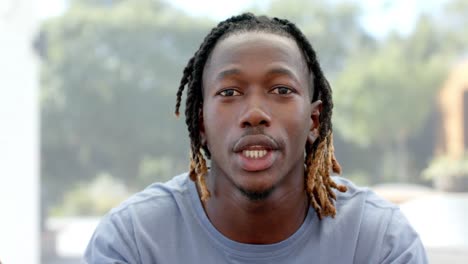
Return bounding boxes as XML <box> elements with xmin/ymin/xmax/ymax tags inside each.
<box><xmin>237</xmin><ymin>184</ymin><xmax>276</xmax><ymax>201</ymax></box>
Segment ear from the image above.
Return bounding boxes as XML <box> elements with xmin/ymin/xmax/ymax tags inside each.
<box><xmin>307</xmin><ymin>100</ymin><xmax>322</xmax><ymax>144</ymax></box>
<box><xmin>199</xmin><ymin>107</ymin><xmax>207</xmax><ymax>146</ymax></box>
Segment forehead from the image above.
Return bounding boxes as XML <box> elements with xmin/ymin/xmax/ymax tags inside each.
<box><xmin>203</xmin><ymin>31</ymin><xmax>308</xmax><ymax>80</ymax></box>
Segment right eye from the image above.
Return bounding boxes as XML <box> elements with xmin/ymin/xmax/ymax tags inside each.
<box><xmin>218</xmin><ymin>89</ymin><xmax>242</xmax><ymax>97</ymax></box>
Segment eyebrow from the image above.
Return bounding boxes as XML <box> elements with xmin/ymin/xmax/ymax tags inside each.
<box><xmin>267</xmin><ymin>67</ymin><xmax>298</xmax><ymax>81</ymax></box>
<box><xmin>215</xmin><ymin>68</ymin><xmax>242</xmax><ymax>81</ymax></box>
<box><xmin>215</xmin><ymin>67</ymin><xmax>300</xmax><ymax>82</ymax></box>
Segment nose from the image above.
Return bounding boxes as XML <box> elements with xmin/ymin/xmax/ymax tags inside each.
<box><xmin>239</xmin><ymin>100</ymin><xmax>271</xmax><ymax>128</ymax></box>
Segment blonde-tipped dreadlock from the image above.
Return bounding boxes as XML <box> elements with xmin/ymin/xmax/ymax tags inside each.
<box><xmin>174</xmin><ymin>13</ymin><xmax>347</xmax><ymax>219</ymax></box>
<box><xmin>305</xmin><ymin>132</ymin><xmax>347</xmax><ymax>219</ymax></box>
<box><xmin>189</xmin><ymin>150</ymin><xmax>210</xmax><ymax>202</ymax></box>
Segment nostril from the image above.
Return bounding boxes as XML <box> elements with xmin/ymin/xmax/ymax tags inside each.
<box><xmin>259</xmin><ymin>120</ymin><xmax>268</xmax><ymax>126</ymax></box>
<box><xmin>241</xmin><ymin>120</ymin><xmax>269</xmax><ymax>128</ymax></box>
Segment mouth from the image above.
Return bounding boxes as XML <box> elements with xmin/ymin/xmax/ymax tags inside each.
<box><xmin>233</xmin><ymin>134</ymin><xmax>279</xmax><ymax>152</ymax></box>
<box><xmin>242</xmin><ymin>148</ymin><xmax>269</xmax><ymax>159</ymax></box>
<box><xmin>233</xmin><ymin>135</ymin><xmax>280</xmax><ymax>172</ymax></box>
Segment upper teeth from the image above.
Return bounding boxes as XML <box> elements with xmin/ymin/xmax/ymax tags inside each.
<box><xmin>242</xmin><ymin>150</ymin><xmax>267</xmax><ymax>159</ymax></box>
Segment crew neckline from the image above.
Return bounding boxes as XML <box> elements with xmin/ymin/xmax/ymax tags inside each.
<box><xmin>186</xmin><ymin>175</ymin><xmax>317</xmax><ymax>259</ymax></box>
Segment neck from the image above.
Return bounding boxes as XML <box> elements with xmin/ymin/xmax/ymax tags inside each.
<box><xmin>202</xmin><ymin>168</ymin><xmax>309</xmax><ymax>244</ymax></box>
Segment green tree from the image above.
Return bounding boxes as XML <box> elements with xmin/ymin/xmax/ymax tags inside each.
<box><xmin>40</xmin><ymin>0</ymin><xmax>213</xmax><ymax>213</ymax></box>
<box><xmin>333</xmin><ymin>15</ymin><xmax>452</xmax><ymax>182</ymax></box>
<box><xmin>51</xmin><ymin>172</ymin><xmax>131</xmax><ymax>216</ymax></box>
<box><xmin>441</xmin><ymin>0</ymin><xmax>468</xmax><ymax>50</ymax></box>
<box><xmin>255</xmin><ymin>0</ymin><xmax>374</xmax><ymax>75</ymax></box>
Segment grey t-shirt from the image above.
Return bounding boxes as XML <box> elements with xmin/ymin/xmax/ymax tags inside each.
<box><xmin>84</xmin><ymin>173</ymin><xmax>428</xmax><ymax>263</ymax></box>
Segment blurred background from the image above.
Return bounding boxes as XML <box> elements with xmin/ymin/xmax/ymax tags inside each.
<box><xmin>1</xmin><ymin>0</ymin><xmax>468</xmax><ymax>263</ymax></box>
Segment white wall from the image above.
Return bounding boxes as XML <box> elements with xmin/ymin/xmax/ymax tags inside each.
<box><xmin>0</xmin><ymin>1</ymin><xmax>39</xmax><ymax>263</ymax></box>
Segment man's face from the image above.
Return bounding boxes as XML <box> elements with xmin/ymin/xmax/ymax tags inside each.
<box><xmin>201</xmin><ymin>32</ymin><xmax>321</xmax><ymax>200</ymax></box>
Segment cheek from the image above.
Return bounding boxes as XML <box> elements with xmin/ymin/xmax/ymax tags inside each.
<box><xmin>203</xmin><ymin>102</ymin><xmax>233</xmax><ymax>148</ymax></box>
<box><xmin>281</xmin><ymin>105</ymin><xmax>311</xmax><ymax>149</ymax></box>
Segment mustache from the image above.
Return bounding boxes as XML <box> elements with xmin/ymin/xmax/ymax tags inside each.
<box><xmin>241</xmin><ymin>126</ymin><xmax>268</xmax><ymax>137</ymax></box>
<box><xmin>232</xmin><ymin>127</ymin><xmax>283</xmax><ymax>152</ymax></box>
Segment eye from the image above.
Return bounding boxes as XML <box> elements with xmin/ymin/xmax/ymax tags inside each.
<box><xmin>218</xmin><ymin>89</ymin><xmax>242</xmax><ymax>97</ymax></box>
<box><xmin>271</xmin><ymin>86</ymin><xmax>294</xmax><ymax>95</ymax></box>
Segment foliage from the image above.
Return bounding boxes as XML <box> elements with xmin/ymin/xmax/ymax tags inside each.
<box><xmin>422</xmin><ymin>153</ymin><xmax>468</xmax><ymax>192</ymax></box>
<box><xmin>257</xmin><ymin>0</ymin><xmax>374</xmax><ymax>75</ymax></box>
<box><xmin>40</xmin><ymin>0</ymin><xmax>211</xmax><ymax>212</ymax></box>
<box><xmin>333</xmin><ymin>16</ymin><xmax>448</xmax><ymax>147</ymax></box>
<box><xmin>423</xmin><ymin>154</ymin><xmax>468</xmax><ymax>180</ymax></box>
<box><xmin>331</xmin><ymin>10</ymin><xmax>463</xmax><ymax>181</ymax></box>
<box><xmin>50</xmin><ymin>173</ymin><xmax>130</xmax><ymax>216</ymax></box>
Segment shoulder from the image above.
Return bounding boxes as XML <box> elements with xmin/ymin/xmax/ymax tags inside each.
<box><xmin>109</xmin><ymin>173</ymin><xmax>190</xmax><ymax>216</ymax></box>
<box><xmin>331</xmin><ymin>176</ymin><xmax>428</xmax><ymax>263</ymax></box>
<box><xmin>333</xmin><ymin>176</ymin><xmax>397</xmax><ymax>209</ymax></box>
<box><xmin>323</xmin><ymin>176</ymin><xmax>397</xmax><ymax>244</ymax></box>
<box><xmin>84</xmin><ymin>173</ymin><xmax>192</xmax><ymax>263</ymax></box>
<box><xmin>100</xmin><ymin>172</ymin><xmax>192</xmax><ymax>234</ymax></box>
<box><xmin>332</xmin><ymin>175</ymin><xmax>416</xmax><ymax>235</ymax></box>
<box><xmin>332</xmin><ymin>176</ymin><xmax>399</xmax><ymax>225</ymax></box>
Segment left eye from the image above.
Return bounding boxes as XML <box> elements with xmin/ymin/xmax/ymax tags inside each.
<box><xmin>219</xmin><ymin>89</ymin><xmax>242</xmax><ymax>96</ymax></box>
<box><xmin>271</xmin><ymin>86</ymin><xmax>293</xmax><ymax>95</ymax></box>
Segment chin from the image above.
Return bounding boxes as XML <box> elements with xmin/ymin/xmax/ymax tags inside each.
<box><xmin>237</xmin><ymin>185</ymin><xmax>276</xmax><ymax>201</ymax></box>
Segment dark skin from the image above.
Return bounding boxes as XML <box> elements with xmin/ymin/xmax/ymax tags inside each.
<box><xmin>200</xmin><ymin>32</ymin><xmax>322</xmax><ymax>244</ymax></box>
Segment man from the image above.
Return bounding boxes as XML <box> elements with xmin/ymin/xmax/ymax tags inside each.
<box><xmin>85</xmin><ymin>13</ymin><xmax>428</xmax><ymax>263</ymax></box>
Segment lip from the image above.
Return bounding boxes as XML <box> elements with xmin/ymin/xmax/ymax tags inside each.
<box><xmin>232</xmin><ymin>134</ymin><xmax>279</xmax><ymax>153</ymax></box>
<box><xmin>236</xmin><ymin>150</ymin><xmax>278</xmax><ymax>171</ymax></box>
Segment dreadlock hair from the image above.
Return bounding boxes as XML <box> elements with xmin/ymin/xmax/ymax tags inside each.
<box><xmin>174</xmin><ymin>13</ymin><xmax>347</xmax><ymax>220</ymax></box>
